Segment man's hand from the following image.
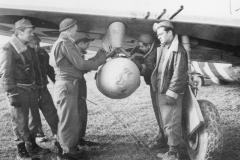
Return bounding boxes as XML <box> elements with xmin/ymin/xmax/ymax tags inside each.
<box><xmin>166</xmin><ymin>95</ymin><xmax>176</xmax><ymax>105</ymax></box>
<box><xmin>89</xmin><ymin>48</ymin><xmax>106</xmax><ymax>61</ymax></box>
<box><xmin>97</xmin><ymin>51</ymin><xmax>107</xmax><ymax>66</ymax></box>
<box><xmin>131</xmin><ymin>59</ymin><xmax>143</xmax><ymax>71</ymax></box>
<box><xmin>9</xmin><ymin>95</ymin><xmax>21</xmax><ymax>107</ymax></box>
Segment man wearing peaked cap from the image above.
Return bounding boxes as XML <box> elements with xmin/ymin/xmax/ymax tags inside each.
<box><xmin>15</xmin><ymin>18</ymin><xmax>36</xmax><ymax>30</ymax></box>
<box><xmin>151</xmin><ymin>21</ymin><xmax>188</xmax><ymax>160</ymax></box>
<box><xmin>75</xmin><ymin>32</ymin><xmax>94</xmax><ymax>41</ymax></box>
<box><xmin>75</xmin><ymin>32</ymin><xmax>94</xmax><ymax>54</ymax></box>
<box><xmin>153</xmin><ymin>21</ymin><xmax>174</xmax><ymax>33</ymax></box>
<box><xmin>74</xmin><ymin>32</ymin><xmax>103</xmax><ymax>147</ymax></box>
<box><xmin>49</xmin><ymin>18</ymin><xmax>106</xmax><ymax>159</ymax></box>
<box><xmin>0</xmin><ymin>18</ymin><xmax>51</xmax><ymax>159</ymax></box>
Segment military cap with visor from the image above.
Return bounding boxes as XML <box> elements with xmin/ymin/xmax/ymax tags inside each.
<box><xmin>74</xmin><ymin>32</ymin><xmax>94</xmax><ymax>44</ymax></box>
<box><xmin>153</xmin><ymin>21</ymin><xmax>174</xmax><ymax>32</ymax></box>
<box><xmin>15</xmin><ymin>18</ymin><xmax>36</xmax><ymax>30</ymax></box>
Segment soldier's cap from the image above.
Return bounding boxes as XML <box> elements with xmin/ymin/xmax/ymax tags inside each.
<box><xmin>59</xmin><ymin>18</ymin><xmax>77</xmax><ymax>32</ymax></box>
<box><xmin>153</xmin><ymin>21</ymin><xmax>174</xmax><ymax>32</ymax></box>
<box><xmin>29</xmin><ymin>34</ymin><xmax>41</xmax><ymax>43</ymax></box>
<box><xmin>15</xmin><ymin>18</ymin><xmax>36</xmax><ymax>30</ymax></box>
<box><xmin>75</xmin><ymin>32</ymin><xmax>94</xmax><ymax>44</ymax></box>
<box><xmin>137</xmin><ymin>34</ymin><xmax>153</xmax><ymax>44</ymax></box>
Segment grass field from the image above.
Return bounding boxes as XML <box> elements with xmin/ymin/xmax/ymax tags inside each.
<box><xmin>0</xmin><ymin>72</ymin><xmax>240</xmax><ymax>160</ymax></box>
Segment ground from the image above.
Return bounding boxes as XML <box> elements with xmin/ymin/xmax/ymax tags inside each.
<box><xmin>0</xmin><ymin>72</ymin><xmax>240</xmax><ymax>160</ymax></box>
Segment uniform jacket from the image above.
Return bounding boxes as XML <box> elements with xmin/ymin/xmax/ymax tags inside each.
<box><xmin>0</xmin><ymin>34</ymin><xmax>36</xmax><ymax>95</ymax></box>
<box><xmin>151</xmin><ymin>35</ymin><xmax>188</xmax><ymax>99</ymax></box>
<box><xmin>49</xmin><ymin>33</ymin><xmax>101</xmax><ymax>79</ymax></box>
<box><xmin>32</xmin><ymin>47</ymin><xmax>55</xmax><ymax>87</ymax></box>
<box><xmin>130</xmin><ymin>43</ymin><xmax>157</xmax><ymax>85</ymax></box>
<box><xmin>140</xmin><ymin>43</ymin><xmax>157</xmax><ymax>85</ymax></box>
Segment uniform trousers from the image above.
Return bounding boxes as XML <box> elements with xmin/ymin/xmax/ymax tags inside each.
<box><xmin>78</xmin><ymin>77</ymin><xmax>88</xmax><ymax>138</ymax></box>
<box><xmin>150</xmin><ymin>86</ymin><xmax>162</xmax><ymax>131</ymax></box>
<box><xmin>29</xmin><ymin>86</ymin><xmax>58</xmax><ymax>135</ymax></box>
<box><xmin>156</xmin><ymin>90</ymin><xmax>183</xmax><ymax>146</ymax></box>
<box><xmin>10</xmin><ymin>87</ymin><xmax>40</xmax><ymax>143</ymax></box>
<box><xmin>54</xmin><ymin>77</ymin><xmax>85</xmax><ymax>154</ymax></box>
<box><xmin>12</xmin><ymin>87</ymin><xmax>58</xmax><ymax>139</ymax></box>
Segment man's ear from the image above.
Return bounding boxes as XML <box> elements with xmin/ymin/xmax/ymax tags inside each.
<box><xmin>19</xmin><ymin>30</ymin><xmax>24</xmax><ymax>36</ymax></box>
<box><xmin>168</xmin><ymin>30</ymin><xmax>173</xmax><ymax>36</ymax></box>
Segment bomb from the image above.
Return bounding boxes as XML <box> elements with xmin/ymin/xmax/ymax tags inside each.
<box><xmin>96</xmin><ymin>57</ymin><xmax>140</xmax><ymax>99</ymax></box>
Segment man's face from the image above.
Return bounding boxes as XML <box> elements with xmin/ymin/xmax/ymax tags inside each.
<box><xmin>138</xmin><ymin>42</ymin><xmax>151</xmax><ymax>54</ymax></box>
<box><xmin>156</xmin><ymin>27</ymin><xmax>172</xmax><ymax>45</ymax></box>
<box><xmin>69</xmin><ymin>24</ymin><xmax>78</xmax><ymax>38</ymax></box>
<box><xmin>77</xmin><ymin>41</ymin><xmax>90</xmax><ymax>51</ymax></box>
<box><xmin>19</xmin><ymin>27</ymin><xmax>34</xmax><ymax>43</ymax></box>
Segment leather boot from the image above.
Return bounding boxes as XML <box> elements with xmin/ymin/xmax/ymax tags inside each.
<box><xmin>54</xmin><ymin>141</ymin><xmax>63</xmax><ymax>160</ymax></box>
<box><xmin>16</xmin><ymin>142</ymin><xmax>31</xmax><ymax>160</ymax></box>
<box><xmin>25</xmin><ymin>136</ymin><xmax>50</xmax><ymax>156</ymax></box>
<box><xmin>55</xmin><ymin>141</ymin><xmax>87</xmax><ymax>160</ymax></box>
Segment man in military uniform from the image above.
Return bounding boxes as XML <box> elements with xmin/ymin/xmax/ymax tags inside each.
<box><xmin>27</xmin><ymin>34</ymin><xmax>58</xmax><ymax>140</ymax></box>
<box><xmin>49</xmin><ymin>18</ymin><xmax>106</xmax><ymax>159</ymax></box>
<box><xmin>131</xmin><ymin>34</ymin><xmax>167</xmax><ymax>149</ymax></box>
<box><xmin>152</xmin><ymin>21</ymin><xmax>188</xmax><ymax>160</ymax></box>
<box><xmin>74</xmin><ymin>32</ymin><xmax>101</xmax><ymax>147</ymax></box>
<box><xmin>0</xmin><ymin>18</ymin><xmax>50</xmax><ymax>160</ymax></box>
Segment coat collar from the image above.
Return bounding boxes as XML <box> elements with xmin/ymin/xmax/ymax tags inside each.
<box><xmin>9</xmin><ymin>34</ymin><xmax>28</xmax><ymax>54</ymax></box>
<box><xmin>143</xmin><ymin>42</ymin><xmax>156</xmax><ymax>59</ymax></box>
<box><xmin>59</xmin><ymin>32</ymin><xmax>75</xmax><ymax>43</ymax></box>
<box><xmin>166</xmin><ymin>34</ymin><xmax>179</xmax><ymax>53</ymax></box>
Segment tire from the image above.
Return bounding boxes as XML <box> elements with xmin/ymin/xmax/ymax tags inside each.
<box><xmin>185</xmin><ymin>100</ymin><xmax>223</xmax><ymax>160</ymax></box>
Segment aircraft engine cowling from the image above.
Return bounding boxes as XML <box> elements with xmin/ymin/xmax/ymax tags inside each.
<box><xmin>96</xmin><ymin>57</ymin><xmax>140</xmax><ymax>99</ymax></box>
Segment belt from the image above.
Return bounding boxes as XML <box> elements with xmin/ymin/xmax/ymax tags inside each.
<box><xmin>56</xmin><ymin>77</ymin><xmax>79</xmax><ymax>86</ymax></box>
<box><xmin>16</xmin><ymin>82</ymin><xmax>37</xmax><ymax>91</ymax></box>
<box><xmin>17</xmin><ymin>82</ymin><xmax>36</xmax><ymax>87</ymax></box>
<box><xmin>38</xmin><ymin>85</ymin><xmax>47</xmax><ymax>89</ymax></box>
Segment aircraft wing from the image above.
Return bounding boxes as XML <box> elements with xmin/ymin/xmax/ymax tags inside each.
<box><xmin>1</xmin><ymin>0</ymin><xmax>240</xmax><ymax>73</ymax></box>
<box><xmin>1</xmin><ymin>0</ymin><xmax>240</xmax><ymax>50</ymax></box>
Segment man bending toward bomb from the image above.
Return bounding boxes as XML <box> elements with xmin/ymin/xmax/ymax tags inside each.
<box><xmin>49</xmin><ymin>18</ymin><xmax>106</xmax><ymax>159</ymax></box>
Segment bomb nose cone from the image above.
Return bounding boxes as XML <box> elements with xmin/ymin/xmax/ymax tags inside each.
<box><xmin>96</xmin><ymin>58</ymin><xmax>140</xmax><ymax>99</ymax></box>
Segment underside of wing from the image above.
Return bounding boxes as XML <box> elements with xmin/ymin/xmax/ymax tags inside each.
<box><xmin>0</xmin><ymin>0</ymin><xmax>240</xmax><ymax>59</ymax></box>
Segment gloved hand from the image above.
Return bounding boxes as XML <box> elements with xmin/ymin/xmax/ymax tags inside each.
<box><xmin>166</xmin><ymin>95</ymin><xmax>176</xmax><ymax>105</ymax></box>
<box><xmin>89</xmin><ymin>48</ymin><xmax>106</xmax><ymax>61</ymax></box>
<box><xmin>9</xmin><ymin>95</ymin><xmax>21</xmax><ymax>107</ymax></box>
<box><xmin>97</xmin><ymin>50</ymin><xmax>107</xmax><ymax>66</ymax></box>
<box><xmin>131</xmin><ymin>59</ymin><xmax>143</xmax><ymax>71</ymax></box>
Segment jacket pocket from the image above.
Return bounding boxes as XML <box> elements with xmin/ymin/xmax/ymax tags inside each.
<box><xmin>54</xmin><ymin>80</ymin><xmax>74</xmax><ymax>98</ymax></box>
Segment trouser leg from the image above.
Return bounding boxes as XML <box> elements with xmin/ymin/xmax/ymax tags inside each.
<box><xmin>11</xmin><ymin>88</ymin><xmax>40</xmax><ymax>141</ymax></box>
<box><xmin>150</xmin><ymin>86</ymin><xmax>165</xmax><ymax>137</ymax></box>
<box><xmin>54</xmin><ymin>79</ymin><xmax>80</xmax><ymax>154</ymax></box>
<box><xmin>78</xmin><ymin>78</ymin><xmax>88</xmax><ymax>138</ymax></box>
<box><xmin>28</xmin><ymin>88</ymin><xmax>44</xmax><ymax>138</ymax></box>
<box><xmin>11</xmin><ymin>118</ymin><xmax>20</xmax><ymax>141</ymax></box>
<box><xmin>156</xmin><ymin>92</ymin><xmax>183</xmax><ymax>147</ymax></box>
<box><xmin>39</xmin><ymin>87</ymin><xmax>58</xmax><ymax>135</ymax></box>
